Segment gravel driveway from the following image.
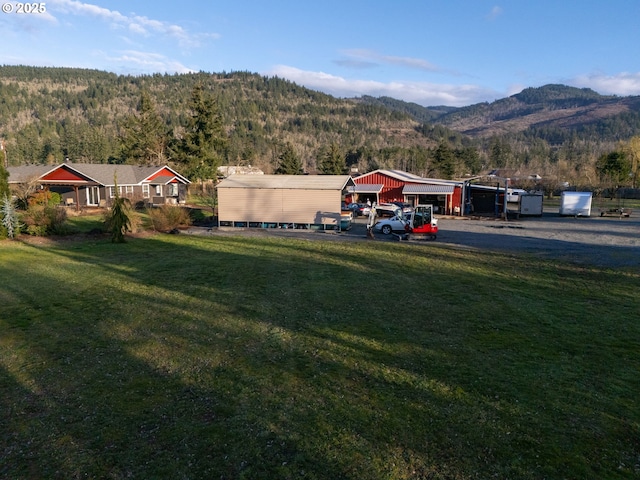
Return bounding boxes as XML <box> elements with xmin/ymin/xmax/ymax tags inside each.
<box><xmin>432</xmin><ymin>213</ymin><xmax>640</xmax><ymax>268</ymax></box>
<box><xmin>188</xmin><ymin>210</ymin><xmax>640</xmax><ymax>269</ymax></box>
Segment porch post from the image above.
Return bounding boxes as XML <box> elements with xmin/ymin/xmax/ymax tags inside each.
<box><xmin>74</xmin><ymin>186</ymin><xmax>80</xmax><ymax>212</ymax></box>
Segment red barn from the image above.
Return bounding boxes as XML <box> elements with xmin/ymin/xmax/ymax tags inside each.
<box><xmin>350</xmin><ymin>170</ymin><xmax>465</xmax><ymax>215</ymax></box>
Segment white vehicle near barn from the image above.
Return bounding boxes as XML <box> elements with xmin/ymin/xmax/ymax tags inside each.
<box><xmin>506</xmin><ymin>188</ymin><xmax>527</xmax><ymax>203</ymax></box>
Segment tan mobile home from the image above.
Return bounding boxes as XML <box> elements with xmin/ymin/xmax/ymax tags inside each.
<box><xmin>217</xmin><ymin>174</ymin><xmax>355</xmax><ymax>229</ymax></box>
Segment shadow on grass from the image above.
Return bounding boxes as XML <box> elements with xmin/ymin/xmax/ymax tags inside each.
<box><xmin>1</xmin><ymin>233</ymin><xmax>639</xmax><ymax>479</ymax></box>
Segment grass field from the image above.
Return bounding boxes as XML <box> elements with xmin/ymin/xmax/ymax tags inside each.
<box><xmin>1</xmin><ymin>232</ymin><xmax>639</xmax><ymax>479</ymax></box>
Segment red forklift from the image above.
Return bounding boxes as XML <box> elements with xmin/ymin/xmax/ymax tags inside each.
<box><xmin>402</xmin><ymin>204</ymin><xmax>438</xmax><ymax>241</ymax></box>
<box><xmin>366</xmin><ymin>204</ymin><xmax>438</xmax><ymax>241</ymax></box>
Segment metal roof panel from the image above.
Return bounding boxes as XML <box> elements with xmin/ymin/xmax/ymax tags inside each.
<box><xmin>217</xmin><ymin>174</ymin><xmax>354</xmax><ymax>190</ymax></box>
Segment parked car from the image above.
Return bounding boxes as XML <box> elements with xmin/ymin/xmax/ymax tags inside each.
<box><xmin>506</xmin><ymin>189</ymin><xmax>527</xmax><ymax>203</ymax></box>
<box><xmin>346</xmin><ymin>202</ymin><xmax>371</xmax><ymax>217</ymax></box>
<box><xmin>373</xmin><ymin>214</ymin><xmax>410</xmax><ymax>235</ymax></box>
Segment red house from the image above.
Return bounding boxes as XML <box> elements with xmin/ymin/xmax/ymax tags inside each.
<box><xmin>349</xmin><ymin>169</ymin><xmax>465</xmax><ymax>215</ymax></box>
<box><xmin>8</xmin><ymin>163</ymin><xmax>190</xmax><ymax>210</ymax></box>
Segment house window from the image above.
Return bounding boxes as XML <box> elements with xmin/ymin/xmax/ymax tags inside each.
<box><xmin>109</xmin><ymin>186</ymin><xmax>122</xmax><ymax>198</ymax></box>
<box><xmin>154</xmin><ymin>185</ymin><xmax>162</xmax><ymax>196</ymax></box>
<box><xmin>142</xmin><ymin>184</ymin><xmax>150</xmax><ymax>198</ymax></box>
<box><xmin>167</xmin><ymin>183</ymin><xmax>178</xmax><ymax>196</ymax></box>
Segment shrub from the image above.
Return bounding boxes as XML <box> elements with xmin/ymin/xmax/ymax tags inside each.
<box><xmin>188</xmin><ymin>207</ymin><xmax>213</xmax><ymax>225</ymax></box>
<box><xmin>147</xmin><ymin>205</ymin><xmax>192</xmax><ymax>232</ymax></box>
<box><xmin>28</xmin><ymin>190</ymin><xmax>61</xmax><ymax>207</ymax></box>
<box><xmin>21</xmin><ymin>204</ymin><xmax>68</xmax><ymax>236</ymax></box>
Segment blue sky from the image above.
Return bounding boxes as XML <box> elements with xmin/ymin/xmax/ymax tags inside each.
<box><xmin>2</xmin><ymin>0</ymin><xmax>640</xmax><ymax>107</ymax></box>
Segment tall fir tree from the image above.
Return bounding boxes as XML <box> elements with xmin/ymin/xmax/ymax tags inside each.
<box><xmin>488</xmin><ymin>136</ymin><xmax>511</xmax><ymax>169</ymax></box>
<box><xmin>596</xmin><ymin>151</ymin><xmax>631</xmax><ymax>187</ymax></box>
<box><xmin>119</xmin><ymin>90</ymin><xmax>168</xmax><ymax>165</ymax></box>
<box><xmin>318</xmin><ymin>143</ymin><xmax>346</xmax><ymax>174</ymax></box>
<box><xmin>275</xmin><ymin>142</ymin><xmax>303</xmax><ymax>174</ymax></box>
<box><xmin>173</xmin><ymin>84</ymin><xmax>228</xmax><ymax>183</ymax></box>
<box><xmin>433</xmin><ymin>141</ymin><xmax>456</xmax><ymax>179</ymax></box>
<box><xmin>0</xmin><ymin>146</ymin><xmax>9</xmax><ymax>199</ymax></box>
<box><xmin>624</xmin><ymin>136</ymin><xmax>640</xmax><ymax>188</ymax></box>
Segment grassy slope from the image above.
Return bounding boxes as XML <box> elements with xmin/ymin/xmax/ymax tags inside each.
<box><xmin>1</xmin><ymin>233</ymin><xmax>638</xmax><ymax>479</ymax></box>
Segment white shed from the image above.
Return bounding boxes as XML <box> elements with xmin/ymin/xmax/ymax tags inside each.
<box><xmin>217</xmin><ymin>175</ymin><xmax>355</xmax><ymax>229</ymax></box>
<box><xmin>559</xmin><ymin>191</ymin><xmax>593</xmax><ymax>216</ymax></box>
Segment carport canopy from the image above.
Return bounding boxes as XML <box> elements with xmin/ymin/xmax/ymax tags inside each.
<box><xmin>402</xmin><ymin>184</ymin><xmax>455</xmax><ymax>194</ymax></box>
<box><xmin>349</xmin><ymin>184</ymin><xmax>384</xmax><ymax>193</ymax></box>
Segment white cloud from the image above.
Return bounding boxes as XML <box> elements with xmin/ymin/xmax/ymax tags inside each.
<box><xmin>103</xmin><ymin>50</ymin><xmax>195</xmax><ymax>74</ymax></box>
<box><xmin>340</xmin><ymin>49</ymin><xmax>440</xmax><ymax>73</ymax></box>
<box><xmin>47</xmin><ymin>0</ymin><xmax>218</xmax><ymax>47</ymax></box>
<box><xmin>486</xmin><ymin>6</ymin><xmax>503</xmax><ymax>21</ymax></box>
<box><xmin>267</xmin><ymin>65</ymin><xmax>499</xmax><ymax>107</ymax></box>
<box><xmin>48</xmin><ymin>0</ymin><xmax>126</xmax><ymax>22</ymax></box>
<box><xmin>0</xmin><ymin>3</ymin><xmax>57</xmax><ymax>32</ymax></box>
<box><xmin>128</xmin><ymin>23</ymin><xmax>147</xmax><ymax>36</ymax></box>
<box><xmin>571</xmin><ymin>72</ymin><xmax>640</xmax><ymax>96</ymax></box>
<box><xmin>268</xmin><ymin>66</ymin><xmax>640</xmax><ymax>106</ymax></box>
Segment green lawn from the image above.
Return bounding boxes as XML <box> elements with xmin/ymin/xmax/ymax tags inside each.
<box><xmin>1</xmin><ymin>233</ymin><xmax>638</xmax><ymax>479</ymax></box>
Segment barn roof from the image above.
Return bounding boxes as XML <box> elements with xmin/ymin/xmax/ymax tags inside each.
<box><xmin>402</xmin><ymin>184</ymin><xmax>455</xmax><ymax>194</ymax></box>
<box><xmin>355</xmin><ymin>169</ymin><xmax>464</xmax><ymax>185</ymax></box>
<box><xmin>348</xmin><ymin>183</ymin><xmax>384</xmax><ymax>193</ymax></box>
<box><xmin>217</xmin><ymin>174</ymin><xmax>354</xmax><ymax>190</ymax></box>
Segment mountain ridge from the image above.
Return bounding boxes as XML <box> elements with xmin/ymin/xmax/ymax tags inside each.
<box><xmin>2</xmin><ymin>66</ymin><xmax>640</xmax><ymax>184</ymax></box>
<box><xmin>359</xmin><ymin>84</ymin><xmax>640</xmax><ymax>140</ymax></box>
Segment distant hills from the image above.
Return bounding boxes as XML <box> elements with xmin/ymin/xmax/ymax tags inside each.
<box><xmin>359</xmin><ymin>84</ymin><xmax>640</xmax><ymax>140</ymax></box>
<box><xmin>2</xmin><ymin>66</ymin><xmax>640</xmax><ymax>185</ymax></box>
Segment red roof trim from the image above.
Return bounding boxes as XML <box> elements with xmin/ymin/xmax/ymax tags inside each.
<box><xmin>41</xmin><ymin>165</ymin><xmax>93</xmax><ymax>183</ymax></box>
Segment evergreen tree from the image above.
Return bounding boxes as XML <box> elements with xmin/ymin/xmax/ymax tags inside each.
<box><xmin>275</xmin><ymin>142</ymin><xmax>303</xmax><ymax>174</ymax></box>
<box><xmin>104</xmin><ymin>178</ymin><xmax>132</xmax><ymax>243</ymax></box>
<box><xmin>318</xmin><ymin>143</ymin><xmax>346</xmax><ymax>174</ymax></box>
<box><xmin>596</xmin><ymin>150</ymin><xmax>632</xmax><ymax>186</ymax></box>
<box><xmin>432</xmin><ymin>141</ymin><xmax>456</xmax><ymax>179</ymax></box>
<box><xmin>120</xmin><ymin>90</ymin><xmax>168</xmax><ymax>165</ymax></box>
<box><xmin>0</xmin><ymin>147</ymin><xmax>9</xmax><ymax>199</ymax></box>
<box><xmin>489</xmin><ymin>136</ymin><xmax>511</xmax><ymax>168</ymax></box>
<box><xmin>173</xmin><ymin>84</ymin><xmax>228</xmax><ymax>183</ymax></box>
<box><xmin>1</xmin><ymin>195</ymin><xmax>22</xmax><ymax>239</ymax></box>
<box><xmin>457</xmin><ymin>146</ymin><xmax>482</xmax><ymax>175</ymax></box>
<box><xmin>624</xmin><ymin>136</ymin><xmax>640</xmax><ymax>188</ymax></box>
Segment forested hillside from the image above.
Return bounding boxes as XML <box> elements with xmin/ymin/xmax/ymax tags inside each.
<box><xmin>1</xmin><ymin>66</ymin><xmax>639</xmax><ymax>188</ymax></box>
<box><xmin>0</xmin><ymin>66</ymin><xmax>435</xmax><ymax>175</ymax></box>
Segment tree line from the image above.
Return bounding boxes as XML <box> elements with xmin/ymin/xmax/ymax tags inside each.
<box><xmin>1</xmin><ymin>66</ymin><xmax>639</xmax><ymax>189</ymax></box>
